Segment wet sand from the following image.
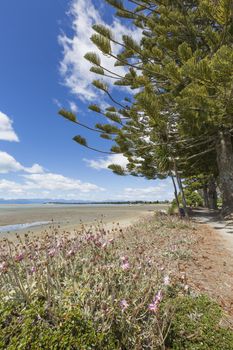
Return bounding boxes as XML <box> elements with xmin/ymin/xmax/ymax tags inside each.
<box><xmin>0</xmin><ymin>204</ymin><xmax>168</xmax><ymax>240</ymax></box>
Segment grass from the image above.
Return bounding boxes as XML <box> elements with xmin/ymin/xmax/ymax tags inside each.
<box><xmin>0</xmin><ymin>213</ymin><xmax>232</xmax><ymax>349</ymax></box>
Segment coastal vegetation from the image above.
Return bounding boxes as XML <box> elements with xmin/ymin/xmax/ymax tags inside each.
<box><xmin>59</xmin><ymin>0</ymin><xmax>233</xmax><ymax>217</ymax></box>
<box><xmin>2</xmin><ymin>1</ymin><xmax>232</xmax><ymax>348</ymax></box>
<box><xmin>1</xmin><ymin>214</ymin><xmax>233</xmax><ymax>349</ymax></box>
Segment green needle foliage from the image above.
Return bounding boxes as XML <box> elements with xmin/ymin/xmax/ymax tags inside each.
<box><xmin>59</xmin><ymin>0</ymin><xmax>233</xmax><ymax>215</ymax></box>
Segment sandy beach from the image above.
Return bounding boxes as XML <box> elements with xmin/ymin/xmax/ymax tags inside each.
<box><xmin>0</xmin><ymin>204</ymin><xmax>168</xmax><ymax>240</ymax></box>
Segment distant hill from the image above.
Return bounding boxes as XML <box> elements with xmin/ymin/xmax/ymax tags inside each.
<box><xmin>0</xmin><ymin>199</ymin><xmax>169</xmax><ymax>205</ymax></box>
<box><xmin>0</xmin><ymin>199</ymin><xmax>91</xmax><ymax>205</ymax></box>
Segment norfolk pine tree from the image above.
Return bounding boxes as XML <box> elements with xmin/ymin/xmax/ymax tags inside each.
<box><xmin>59</xmin><ymin>0</ymin><xmax>233</xmax><ymax>216</ymax></box>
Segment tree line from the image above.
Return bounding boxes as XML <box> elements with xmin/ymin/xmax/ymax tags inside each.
<box><xmin>59</xmin><ymin>0</ymin><xmax>233</xmax><ymax>217</ymax></box>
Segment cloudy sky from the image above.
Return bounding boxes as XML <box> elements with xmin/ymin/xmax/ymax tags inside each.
<box><xmin>0</xmin><ymin>0</ymin><xmax>173</xmax><ymax>201</ymax></box>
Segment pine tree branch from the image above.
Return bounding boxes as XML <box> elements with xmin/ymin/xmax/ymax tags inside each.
<box><xmin>61</xmin><ymin>110</ymin><xmax>119</xmax><ymax>135</ymax></box>
<box><xmin>109</xmin><ymin>52</ymin><xmax>166</xmax><ymax>78</ymax></box>
<box><xmin>81</xmin><ymin>144</ymin><xmax>117</xmax><ymax>154</ymax></box>
<box><xmin>105</xmin><ymin>90</ymin><xmax>129</xmax><ymax>109</ymax></box>
<box><xmin>187</xmin><ymin>147</ymin><xmax>215</xmax><ymax>160</ymax></box>
<box><xmin>182</xmin><ymin>137</ymin><xmax>215</xmax><ymax>149</ymax></box>
<box><xmin>128</xmin><ymin>0</ymin><xmax>159</xmax><ymax>15</ymax></box>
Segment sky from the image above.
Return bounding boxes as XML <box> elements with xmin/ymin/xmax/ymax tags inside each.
<box><xmin>0</xmin><ymin>0</ymin><xmax>173</xmax><ymax>202</ymax></box>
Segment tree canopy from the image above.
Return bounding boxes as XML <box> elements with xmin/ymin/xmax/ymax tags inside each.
<box><xmin>59</xmin><ymin>0</ymin><xmax>233</xmax><ymax>216</ymax></box>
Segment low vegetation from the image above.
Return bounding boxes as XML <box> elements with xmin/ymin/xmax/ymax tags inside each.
<box><xmin>0</xmin><ymin>214</ymin><xmax>232</xmax><ymax>349</ymax></box>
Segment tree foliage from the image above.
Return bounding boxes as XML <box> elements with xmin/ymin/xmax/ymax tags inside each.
<box><xmin>59</xmin><ymin>0</ymin><xmax>233</xmax><ymax>215</ymax></box>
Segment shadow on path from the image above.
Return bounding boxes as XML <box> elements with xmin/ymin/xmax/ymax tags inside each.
<box><xmin>190</xmin><ymin>207</ymin><xmax>233</xmax><ymax>250</ymax></box>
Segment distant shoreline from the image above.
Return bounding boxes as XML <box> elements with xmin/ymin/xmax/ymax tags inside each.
<box><xmin>44</xmin><ymin>201</ymin><xmax>169</xmax><ymax>205</ymax></box>
<box><xmin>0</xmin><ymin>200</ymin><xmax>170</xmax><ymax>205</ymax></box>
<box><xmin>0</xmin><ymin>204</ymin><xmax>169</xmax><ymax>239</ymax></box>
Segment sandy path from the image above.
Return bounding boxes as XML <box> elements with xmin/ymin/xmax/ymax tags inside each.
<box><xmin>192</xmin><ymin>208</ymin><xmax>233</xmax><ymax>253</ymax></box>
<box><xmin>182</xmin><ymin>222</ymin><xmax>233</xmax><ymax>319</ymax></box>
<box><xmin>188</xmin><ymin>209</ymin><xmax>233</xmax><ymax>318</ymax></box>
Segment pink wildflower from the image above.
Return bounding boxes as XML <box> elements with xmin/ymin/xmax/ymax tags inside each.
<box><xmin>148</xmin><ymin>302</ymin><xmax>158</xmax><ymax>313</ymax></box>
<box><xmin>15</xmin><ymin>253</ymin><xmax>24</xmax><ymax>262</ymax></box>
<box><xmin>121</xmin><ymin>261</ymin><xmax>130</xmax><ymax>270</ymax></box>
<box><xmin>120</xmin><ymin>299</ymin><xmax>129</xmax><ymax>312</ymax></box>
<box><xmin>156</xmin><ymin>290</ymin><xmax>163</xmax><ymax>302</ymax></box>
<box><xmin>148</xmin><ymin>290</ymin><xmax>163</xmax><ymax>313</ymax></box>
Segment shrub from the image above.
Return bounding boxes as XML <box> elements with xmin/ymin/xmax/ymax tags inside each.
<box><xmin>166</xmin><ymin>295</ymin><xmax>233</xmax><ymax>350</ymax></box>
<box><xmin>0</xmin><ymin>300</ymin><xmax>110</xmax><ymax>350</ymax></box>
<box><xmin>0</xmin><ymin>216</ymin><xmax>232</xmax><ymax>349</ymax></box>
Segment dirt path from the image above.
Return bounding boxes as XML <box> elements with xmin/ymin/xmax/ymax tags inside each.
<box><xmin>192</xmin><ymin>208</ymin><xmax>233</xmax><ymax>253</ymax></box>
<box><xmin>184</xmin><ymin>209</ymin><xmax>233</xmax><ymax>320</ymax></box>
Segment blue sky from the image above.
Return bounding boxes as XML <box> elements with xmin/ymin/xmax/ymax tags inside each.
<box><xmin>0</xmin><ymin>0</ymin><xmax>173</xmax><ymax>201</ymax></box>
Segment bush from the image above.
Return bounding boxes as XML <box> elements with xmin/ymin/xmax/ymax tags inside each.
<box><xmin>1</xmin><ymin>295</ymin><xmax>233</xmax><ymax>350</ymax></box>
<box><xmin>166</xmin><ymin>295</ymin><xmax>233</xmax><ymax>350</ymax></box>
<box><xmin>0</xmin><ymin>216</ymin><xmax>232</xmax><ymax>349</ymax></box>
<box><xmin>0</xmin><ymin>300</ymin><xmax>118</xmax><ymax>350</ymax></box>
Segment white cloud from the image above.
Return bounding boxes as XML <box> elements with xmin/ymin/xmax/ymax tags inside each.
<box><xmin>69</xmin><ymin>101</ymin><xmax>78</xmax><ymax>113</ymax></box>
<box><xmin>24</xmin><ymin>164</ymin><xmax>44</xmax><ymax>174</ymax></box>
<box><xmin>84</xmin><ymin>154</ymin><xmax>128</xmax><ymax>170</ymax></box>
<box><xmin>0</xmin><ymin>152</ymin><xmax>22</xmax><ymax>173</ymax></box>
<box><xmin>119</xmin><ymin>182</ymin><xmax>174</xmax><ymax>201</ymax></box>
<box><xmin>53</xmin><ymin>98</ymin><xmax>62</xmax><ymax>109</ymax></box>
<box><xmin>0</xmin><ymin>151</ymin><xmax>44</xmax><ymax>174</ymax></box>
<box><xmin>0</xmin><ymin>172</ymin><xmax>104</xmax><ymax>200</ymax></box>
<box><xmin>0</xmin><ymin>151</ymin><xmax>104</xmax><ymax>200</ymax></box>
<box><xmin>0</xmin><ymin>111</ymin><xmax>19</xmax><ymax>142</ymax></box>
<box><xmin>22</xmin><ymin>173</ymin><xmax>103</xmax><ymax>192</ymax></box>
<box><xmin>59</xmin><ymin>0</ymin><xmax>141</xmax><ymax>101</ymax></box>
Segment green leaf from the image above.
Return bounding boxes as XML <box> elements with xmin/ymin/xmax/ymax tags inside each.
<box><xmin>95</xmin><ymin>123</ymin><xmax>119</xmax><ymax>134</ymax></box>
<box><xmin>91</xmin><ymin>34</ymin><xmax>111</xmax><ymax>55</ymax></box>
<box><xmin>105</xmin><ymin>0</ymin><xmax>124</xmax><ymax>10</ymax></box>
<box><xmin>89</xmin><ymin>104</ymin><xmax>101</xmax><ymax>113</ymax></box>
<box><xmin>105</xmin><ymin>112</ymin><xmax>122</xmax><ymax>124</ymax></box>
<box><xmin>92</xmin><ymin>24</ymin><xmax>113</xmax><ymax>40</ymax></box>
<box><xmin>90</xmin><ymin>66</ymin><xmax>105</xmax><ymax>75</ymax></box>
<box><xmin>73</xmin><ymin>135</ymin><xmax>87</xmax><ymax>147</ymax></box>
<box><xmin>84</xmin><ymin>52</ymin><xmax>101</xmax><ymax>66</ymax></box>
<box><xmin>178</xmin><ymin>43</ymin><xmax>193</xmax><ymax>63</ymax></box>
<box><xmin>92</xmin><ymin>80</ymin><xmax>109</xmax><ymax>92</ymax></box>
<box><xmin>122</xmin><ymin>35</ymin><xmax>141</xmax><ymax>52</ymax></box>
<box><xmin>105</xmin><ymin>106</ymin><xmax>117</xmax><ymax>112</ymax></box>
<box><xmin>59</xmin><ymin>109</ymin><xmax>76</xmax><ymax>123</ymax></box>
<box><xmin>111</xmin><ymin>145</ymin><xmax>122</xmax><ymax>153</ymax></box>
<box><xmin>100</xmin><ymin>133</ymin><xmax>113</xmax><ymax>140</ymax></box>
<box><xmin>108</xmin><ymin>164</ymin><xmax>126</xmax><ymax>175</ymax></box>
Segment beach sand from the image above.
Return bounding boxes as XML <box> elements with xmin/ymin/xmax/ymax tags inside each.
<box><xmin>0</xmin><ymin>204</ymin><xmax>168</xmax><ymax>240</ymax></box>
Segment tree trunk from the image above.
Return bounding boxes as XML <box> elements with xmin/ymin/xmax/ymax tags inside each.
<box><xmin>207</xmin><ymin>177</ymin><xmax>218</xmax><ymax>210</ymax></box>
<box><xmin>173</xmin><ymin>160</ymin><xmax>189</xmax><ymax>217</ymax></box>
<box><xmin>216</xmin><ymin>131</ymin><xmax>233</xmax><ymax>216</ymax></box>
<box><xmin>203</xmin><ymin>184</ymin><xmax>209</xmax><ymax>208</ymax></box>
<box><xmin>171</xmin><ymin>175</ymin><xmax>180</xmax><ymax>209</ymax></box>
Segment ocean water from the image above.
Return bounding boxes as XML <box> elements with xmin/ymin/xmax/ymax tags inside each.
<box><xmin>0</xmin><ymin>204</ymin><xmax>122</xmax><ymax>233</ymax></box>
<box><xmin>0</xmin><ymin>203</ymin><xmax>160</xmax><ymax>234</ymax></box>
<box><xmin>0</xmin><ymin>221</ymin><xmax>51</xmax><ymax>233</ymax></box>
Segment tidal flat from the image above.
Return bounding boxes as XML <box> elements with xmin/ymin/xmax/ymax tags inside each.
<box><xmin>0</xmin><ymin>204</ymin><xmax>168</xmax><ymax>239</ymax></box>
